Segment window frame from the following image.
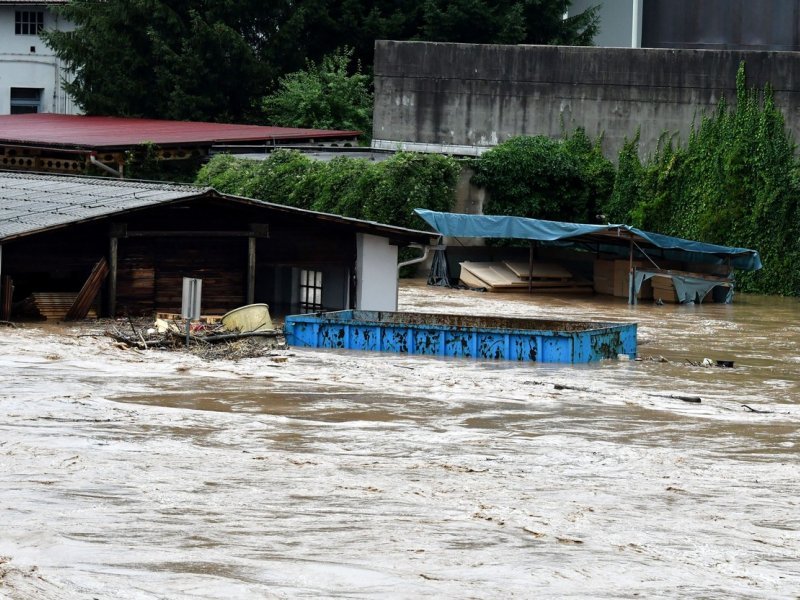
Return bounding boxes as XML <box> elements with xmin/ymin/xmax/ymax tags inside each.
<box><xmin>299</xmin><ymin>269</ymin><xmax>323</xmax><ymax>312</ymax></box>
<box><xmin>15</xmin><ymin>10</ymin><xmax>45</xmax><ymax>36</ymax></box>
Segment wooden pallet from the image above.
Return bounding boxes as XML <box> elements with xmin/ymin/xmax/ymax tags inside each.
<box><xmin>155</xmin><ymin>312</ymin><xmax>223</xmax><ymax>324</ymax></box>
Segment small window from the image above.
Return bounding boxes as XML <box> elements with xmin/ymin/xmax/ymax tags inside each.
<box><xmin>10</xmin><ymin>88</ymin><xmax>42</xmax><ymax>114</ymax></box>
<box><xmin>15</xmin><ymin>10</ymin><xmax>44</xmax><ymax>35</ymax></box>
<box><xmin>299</xmin><ymin>269</ymin><xmax>323</xmax><ymax>312</ymax></box>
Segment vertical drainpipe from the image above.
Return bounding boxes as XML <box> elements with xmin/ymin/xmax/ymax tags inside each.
<box><xmin>631</xmin><ymin>0</ymin><xmax>643</xmax><ymax>48</ymax></box>
<box><xmin>247</xmin><ymin>235</ymin><xmax>256</xmax><ymax>305</ymax></box>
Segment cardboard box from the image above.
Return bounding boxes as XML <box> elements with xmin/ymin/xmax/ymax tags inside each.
<box><xmin>613</xmin><ymin>260</ymin><xmax>653</xmax><ymax>299</ymax></box>
<box><xmin>593</xmin><ymin>259</ymin><xmax>615</xmax><ymax>295</ymax></box>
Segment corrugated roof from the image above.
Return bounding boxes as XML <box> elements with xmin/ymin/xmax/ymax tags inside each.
<box><xmin>0</xmin><ymin>172</ymin><xmax>209</xmax><ymax>241</ymax></box>
<box><xmin>0</xmin><ymin>172</ymin><xmax>437</xmax><ymax>245</ymax></box>
<box><xmin>0</xmin><ymin>114</ymin><xmax>361</xmax><ymax>150</ymax></box>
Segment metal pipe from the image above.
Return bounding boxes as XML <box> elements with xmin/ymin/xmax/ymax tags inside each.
<box><xmin>396</xmin><ymin>244</ymin><xmax>431</xmax><ymax>310</ymax></box>
<box><xmin>632</xmin><ymin>0</ymin><xmax>643</xmax><ymax>48</ymax></box>
<box><xmin>89</xmin><ymin>153</ymin><xmax>123</xmax><ymax>178</ymax></box>
<box><xmin>397</xmin><ymin>244</ymin><xmax>431</xmax><ymax>270</ymax></box>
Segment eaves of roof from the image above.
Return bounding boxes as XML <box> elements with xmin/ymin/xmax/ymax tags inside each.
<box><xmin>0</xmin><ymin>172</ymin><xmax>436</xmax><ymax>246</ymax></box>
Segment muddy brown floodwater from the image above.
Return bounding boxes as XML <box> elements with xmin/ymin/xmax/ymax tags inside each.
<box><xmin>1</xmin><ymin>279</ymin><xmax>799</xmax><ymax>599</ymax></box>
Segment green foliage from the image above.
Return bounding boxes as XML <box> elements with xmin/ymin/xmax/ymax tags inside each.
<box><xmin>196</xmin><ymin>151</ymin><xmax>460</xmax><ymax>231</ymax></box>
<box><xmin>261</xmin><ymin>48</ymin><xmax>373</xmax><ymax>140</ymax></box>
<box><xmin>471</xmin><ymin>130</ymin><xmax>614</xmax><ymax>223</ymax></box>
<box><xmin>121</xmin><ymin>142</ymin><xmax>203</xmax><ymax>182</ymax></box>
<box><xmin>606</xmin><ymin>63</ymin><xmax>800</xmax><ymax>295</ymax></box>
<box><xmin>46</xmin><ymin>0</ymin><xmax>598</xmax><ymax>124</ymax></box>
<box><xmin>44</xmin><ymin>1</ymin><xmax>266</xmax><ymax>121</ymax></box>
<box><xmin>602</xmin><ymin>132</ymin><xmax>641</xmax><ymax>223</ymax></box>
<box><xmin>274</xmin><ymin>0</ymin><xmax>599</xmax><ymax>75</ymax></box>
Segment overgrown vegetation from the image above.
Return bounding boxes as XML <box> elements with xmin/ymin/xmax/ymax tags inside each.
<box><xmin>196</xmin><ymin>151</ymin><xmax>460</xmax><ymax>231</ymax></box>
<box><xmin>261</xmin><ymin>48</ymin><xmax>373</xmax><ymax>141</ymax></box>
<box><xmin>472</xmin><ymin>129</ymin><xmax>615</xmax><ymax>223</ymax></box>
<box><xmin>604</xmin><ymin>63</ymin><xmax>800</xmax><ymax>295</ymax></box>
<box><xmin>46</xmin><ymin>0</ymin><xmax>599</xmax><ymax>123</ymax></box>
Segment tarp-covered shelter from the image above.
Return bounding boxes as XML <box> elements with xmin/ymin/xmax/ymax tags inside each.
<box><xmin>0</xmin><ymin>172</ymin><xmax>435</xmax><ymax>321</ymax></box>
<box><xmin>414</xmin><ymin>209</ymin><xmax>763</xmax><ymax>304</ymax></box>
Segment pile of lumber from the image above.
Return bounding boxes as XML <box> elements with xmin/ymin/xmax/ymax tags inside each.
<box><xmin>459</xmin><ymin>261</ymin><xmax>593</xmax><ymax>293</ymax></box>
<box><xmin>20</xmin><ymin>293</ymin><xmax>98</xmax><ymax>321</ymax></box>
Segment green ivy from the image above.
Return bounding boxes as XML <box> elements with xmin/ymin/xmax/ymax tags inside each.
<box><xmin>196</xmin><ymin>150</ymin><xmax>460</xmax><ymax>231</ymax></box>
<box><xmin>471</xmin><ymin>129</ymin><xmax>614</xmax><ymax>223</ymax></box>
<box><xmin>606</xmin><ymin>62</ymin><xmax>800</xmax><ymax>295</ymax></box>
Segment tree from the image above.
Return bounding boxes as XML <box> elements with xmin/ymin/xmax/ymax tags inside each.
<box><xmin>44</xmin><ymin>0</ymin><xmax>269</xmax><ymax>121</ymax></box>
<box><xmin>45</xmin><ymin>0</ymin><xmax>598</xmax><ymax>123</ymax></box>
<box><xmin>420</xmin><ymin>0</ymin><xmax>599</xmax><ymax>46</ymax></box>
<box><xmin>261</xmin><ymin>48</ymin><xmax>373</xmax><ymax>138</ymax></box>
<box><xmin>274</xmin><ymin>1</ymin><xmax>599</xmax><ymax>73</ymax></box>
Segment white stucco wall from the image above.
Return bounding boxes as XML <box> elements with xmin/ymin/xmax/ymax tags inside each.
<box><xmin>0</xmin><ymin>5</ymin><xmax>77</xmax><ymax>114</ymax></box>
<box><xmin>355</xmin><ymin>233</ymin><xmax>398</xmax><ymax>311</ymax></box>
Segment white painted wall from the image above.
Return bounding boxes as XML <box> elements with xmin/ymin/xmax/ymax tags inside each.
<box><xmin>569</xmin><ymin>0</ymin><xmax>638</xmax><ymax>48</ymax></box>
<box><xmin>0</xmin><ymin>4</ymin><xmax>77</xmax><ymax>115</ymax></box>
<box><xmin>355</xmin><ymin>233</ymin><xmax>399</xmax><ymax>311</ymax></box>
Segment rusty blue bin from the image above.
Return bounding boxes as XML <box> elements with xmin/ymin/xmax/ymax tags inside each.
<box><xmin>284</xmin><ymin>310</ymin><xmax>636</xmax><ymax>363</ymax></box>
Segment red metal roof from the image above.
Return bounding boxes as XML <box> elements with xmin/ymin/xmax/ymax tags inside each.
<box><xmin>0</xmin><ymin>114</ymin><xmax>361</xmax><ymax>150</ymax></box>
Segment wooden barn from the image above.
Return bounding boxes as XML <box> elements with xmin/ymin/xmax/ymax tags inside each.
<box><xmin>0</xmin><ymin>172</ymin><xmax>435</xmax><ymax>321</ymax></box>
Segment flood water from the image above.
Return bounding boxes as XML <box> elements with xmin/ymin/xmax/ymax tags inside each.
<box><xmin>1</xmin><ymin>280</ymin><xmax>799</xmax><ymax>599</ymax></box>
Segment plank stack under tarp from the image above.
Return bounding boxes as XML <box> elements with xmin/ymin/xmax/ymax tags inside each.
<box><xmin>459</xmin><ymin>261</ymin><xmax>592</xmax><ymax>293</ymax></box>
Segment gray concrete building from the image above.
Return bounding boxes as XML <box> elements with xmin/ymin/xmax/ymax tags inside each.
<box><xmin>570</xmin><ymin>0</ymin><xmax>800</xmax><ymax>51</ymax></box>
<box><xmin>371</xmin><ymin>40</ymin><xmax>800</xmax><ymax>159</ymax></box>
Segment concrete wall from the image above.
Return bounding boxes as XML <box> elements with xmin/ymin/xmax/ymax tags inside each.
<box><xmin>0</xmin><ymin>6</ymin><xmax>77</xmax><ymax>115</ymax></box>
<box><xmin>372</xmin><ymin>40</ymin><xmax>800</xmax><ymax>159</ymax></box>
<box><xmin>355</xmin><ymin>233</ymin><xmax>398</xmax><ymax>311</ymax></box>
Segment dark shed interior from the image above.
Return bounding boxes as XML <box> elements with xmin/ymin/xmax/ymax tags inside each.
<box><xmin>2</xmin><ymin>194</ymin><xmax>361</xmax><ymax>319</ymax></box>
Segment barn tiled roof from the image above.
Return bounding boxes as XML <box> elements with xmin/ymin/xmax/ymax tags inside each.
<box><xmin>0</xmin><ymin>172</ymin><xmax>209</xmax><ymax>241</ymax></box>
<box><xmin>0</xmin><ymin>172</ymin><xmax>437</xmax><ymax>244</ymax></box>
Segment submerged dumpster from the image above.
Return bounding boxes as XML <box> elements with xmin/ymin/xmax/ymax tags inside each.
<box><xmin>284</xmin><ymin>310</ymin><xmax>636</xmax><ymax>363</ymax></box>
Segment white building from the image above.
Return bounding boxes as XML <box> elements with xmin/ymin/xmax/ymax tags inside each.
<box><xmin>569</xmin><ymin>0</ymin><xmax>800</xmax><ymax>51</ymax></box>
<box><xmin>0</xmin><ymin>0</ymin><xmax>77</xmax><ymax>115</ymax></box>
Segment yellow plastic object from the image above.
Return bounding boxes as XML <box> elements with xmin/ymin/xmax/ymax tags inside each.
<box><xmin>221</xmin><ymin>303</ymin><xmax>274</xmax><ymax>333</ymax></box>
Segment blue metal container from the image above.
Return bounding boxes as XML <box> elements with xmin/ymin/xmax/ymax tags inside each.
<box><xmin>284</xmin><ymin>310</ymin><xmax>636</xmax><ymax>363</ymax></box>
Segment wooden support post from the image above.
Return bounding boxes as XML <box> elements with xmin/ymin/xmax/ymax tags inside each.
<box><xmin>528</xmin><ymin>241</ymin><xmax>533</xmax><ymax>294</ymax></box>
<box><xmin>0</xmin><ymin>244</ymin><xmax>7</xmax><ymax>321</ymax></box>
<box><xmin>108</xmin><ymin>236</ymin><xmax>118</xmax><ymax>317</ymax></box>
<box><xmin>247</xmin><ymin>236</ymin><xmax>256</xmax><ymax>305</ymax></box>
<box><xmin>628</xmin><ymin>235</ymin><xmax>634</xmax><ymax>305</ymax></box>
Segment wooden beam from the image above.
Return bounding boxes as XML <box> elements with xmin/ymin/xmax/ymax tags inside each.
<box><xmin>65</xmin><ymin>258</ymin><xmax>109</xmax><ymax>321</ymax></box>
<box><xmin>108</xmin><ymin>236</ymin><xmax>118</xmax><ymax>317</ymax></box>
<box><xmin>528</xmin><ymin>241</ymin><xmax>533</xmax><ymax>294</ymax></box>
<box><xmin>125</xmin><ymin>230</ymin><xmax>267</xmax><ymax>238</ymax></box>
<box><xmin>247</xmin><ymin>236</ymin><xmax>256</xmax><ymax>305</ymax></box>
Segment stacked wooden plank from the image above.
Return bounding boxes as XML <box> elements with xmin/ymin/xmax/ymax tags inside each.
<box><xmin>22</xmin><ymin>293</ymin><xmax>97</xmax><ymax>321</ymax></box>
<box><xmin>459</xmin><ymin>261</ymin><xmax>592</xmax><ymax>293</ymax></box>
<box><xmin>1</xmin><ymin>276</ymin><xmax>12</xmax><ymax>321</ymax></box>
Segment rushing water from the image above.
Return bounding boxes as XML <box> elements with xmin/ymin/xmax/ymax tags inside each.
<box><xmin>0</xmin><ymin>280</ymin><xmax>798</xmax><ymax>599</ymax></box>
